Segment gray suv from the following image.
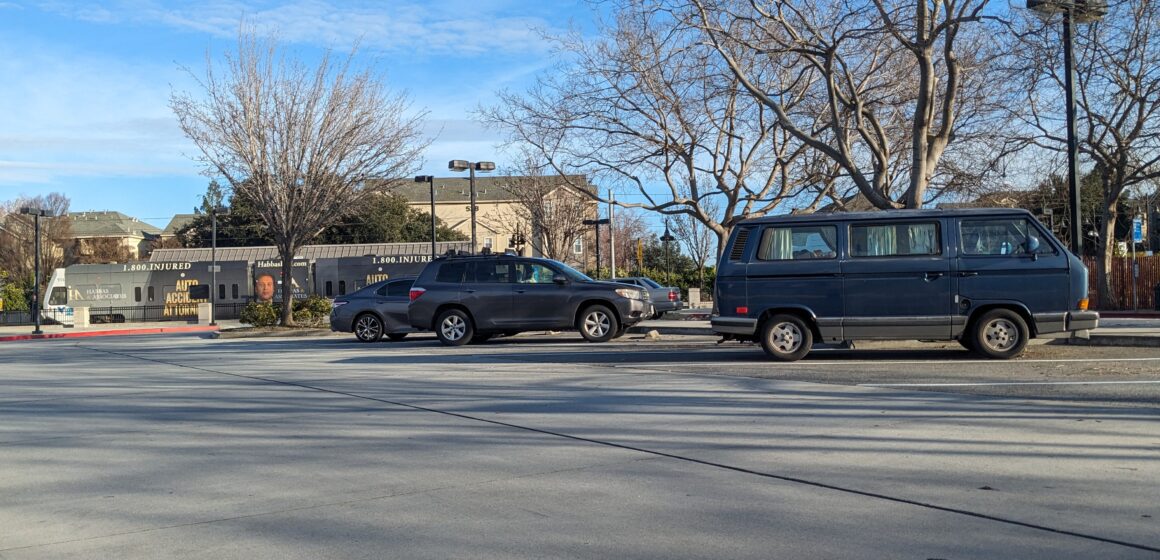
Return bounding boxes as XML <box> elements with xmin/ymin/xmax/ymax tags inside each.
<box><xmin>408</xmin><ymin>254</ymin><xmax>650</xmax><ymax>345</ymax></box>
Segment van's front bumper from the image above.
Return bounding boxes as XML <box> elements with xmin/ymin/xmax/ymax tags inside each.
<box><xmin>711</xmin><ymin>316</ymin><xmax>757</xmax><ymax>336</ymax></box>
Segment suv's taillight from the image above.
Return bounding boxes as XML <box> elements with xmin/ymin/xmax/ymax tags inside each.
<box><xmin>668</xmin><ymin>289</ymin><xmax>678</xmax><ymax>302</ymax></box>
<box><xmin>409</xmin><ymin>287</ymin><xmax>426</xmax><ymax>301</ymax></box>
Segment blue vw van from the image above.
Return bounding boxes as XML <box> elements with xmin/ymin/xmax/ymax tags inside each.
<box><xmin>711</xmin><ymin>209</ymin><xmax>1098</xmax><ymax>360</ymax></box>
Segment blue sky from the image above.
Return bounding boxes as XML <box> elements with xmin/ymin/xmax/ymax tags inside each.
<box><xmin>0</xmin><ymin>1</ymin><xmax>597</xmax><ymax>228</ymax></box>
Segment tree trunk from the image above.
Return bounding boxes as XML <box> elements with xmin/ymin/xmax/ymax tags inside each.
<box><xmin>279</xmin><ymin>246</ymin><xmax>296</xmax><ymax>326</ymax></box>
<box><xmin>1097</xmin><ymin>206</ymin><xmax>1118</xmax><ymax>310</ymax></box>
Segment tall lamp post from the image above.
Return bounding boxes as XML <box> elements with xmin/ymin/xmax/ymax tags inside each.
<box><xmin>448</xmin><ymin>160</ymin><xmax>496</xmax><ymax>253</ymax></box>
<box><xmin>209</xmin><ymin>206</ymin><xmax>228</xmax><ymax>327</ymax></box>
<box><xmin>19</xmin><ymin>207</ymin><xmax>53</xmax><ymax>335</ymax></box>
<box><xmin>415</xmin><ymin>175</ymin><xmax>437</xmax><ymax>259</ymax></box>
<box><xmin>582</xmin><ymin>218</ymin><xmax>610</xmax><ymax>277</ymax></box>
<box><xmin>1027</xmin><ymin>0</ymin><xmax>1107</xmax><ymax>254</ymax></box>
<box><xmin>660</xmin><ymin>220</ymin><xmax>676</xmax><ymax>287</ymax></box>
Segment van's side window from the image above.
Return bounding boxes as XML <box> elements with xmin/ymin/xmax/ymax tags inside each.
<box><xmin>961</xmin><ymin>219</ymin><xmax>1055</xmax><ymax>256</ymax></box>
<box><xmin>756</xmin><ymin>226</ymin><xmax>837</xmax><ymax>260</ymax></box>
<box><xmin>850</xmin><ymin>223</ymin><xmax>940</xmax><ymax>257</ymax></box>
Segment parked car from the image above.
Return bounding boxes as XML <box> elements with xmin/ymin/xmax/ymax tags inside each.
<box><xmin>712</xmin><ymin>208</ymin><xmax>1099</xmax><ymax>361</ymax></box>
<box><xmin>614</xmin><ymin>276</ymin><xmax>683</xmax><ymax>319</ymax></box>
<box><xmin>408</xmin><ymin>253</ymin><xmax>650</xmax><ymax>346</ymax></box>
<box><xmin>330</xmin><ymin>277</ymin><xmax>418</xmax><ymax>342</ymax></box>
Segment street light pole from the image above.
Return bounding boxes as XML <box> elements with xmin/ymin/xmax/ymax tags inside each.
<box><xmin>582</xmin><ymin>218</ymin><xmax>610</xmax><ymax>277</ymax></box>
<box><xmin>415</xmin><ymin>175</ymin><xmax>437</xmax><ymax>259</ymax></box>
<box><xmin>19</xmin><ymin>207</ymin><xmax>52</xmax><ymax>335</ymax></box>
<box><xmin>209</xmin><ymin>207</ymin><xmax>228</xmax><ymax>327</ymax></box>
<box><xmin>1027</xmin><ymin>0</ymin><xmax>1107</xmax><ymax>255</ymax></box>
<box><xmin>661</xmin><ymin>219</ymin><xmax>676</xmax><ymax>287</ymax></box>
<box><xmin>449</xmin><ymin>160</ymin><xmax>496</xmax><ymax>253</ymax></box>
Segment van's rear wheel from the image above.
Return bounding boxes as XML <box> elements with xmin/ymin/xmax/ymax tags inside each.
<box><xmin>972</xmin><ymin>309</ymin><xmax>1028</xmax><ymax>359</ymax></box>
<box><xmin>759</xmin><ymin>314</ymin><xmax>812</xmax><ymax>361</ymax></box>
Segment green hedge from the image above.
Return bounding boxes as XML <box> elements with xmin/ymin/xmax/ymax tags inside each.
<box><xmin>239</xmin><ymin>302</ymin><xmax>278</xmax><ymax>327</ymax></box>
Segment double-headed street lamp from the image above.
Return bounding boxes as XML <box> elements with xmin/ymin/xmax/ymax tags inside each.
<box><xmin>19</xmin><ymin>207</ymin><xmax>53</xmax><ymax>335</ymax></box>
<box><xmin>448</xmin><ymin>160</ymin><xmax>495</xmax><ymax>253</ymax></box>
<box><xmin>660</xmin><ymin>219</ymin><xmax>677</xmax><ymax>287</ymax></box>
<box><xmin>414</xmin><ymin>175</ymin><xmax>437</xmax><ymax>259</ymax></box>
<box><xmin>1027</xmin><ymin>0</ymin><xmax>1107</xmax><ymax>254</ymax></box>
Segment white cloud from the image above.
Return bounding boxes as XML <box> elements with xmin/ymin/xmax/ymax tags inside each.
<box><xmin>38</xmin><ymin>0</ymin><xmax>560</xmax><ymax>56</ymax></box>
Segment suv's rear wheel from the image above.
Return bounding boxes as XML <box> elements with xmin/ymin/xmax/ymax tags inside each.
<box><xmin>435</xmin><ymin>309</ymin><xmax>474</xmax><ymax>346</ymax></box>
<box><xmin>354</xmin><ymin>313</ymin><xmax>383</xmax><ymax>342</ymax></box>
<box><xmin>972</xmin><ymin>309</ymin><xmax>1028</xmax><ymax>359</ymax></box>
<box><xmin>578</xmin><ymin>305</ymin><xmax>618</xmax><ymax>343</ymax></box>
<box><xmin>759</xmin><ymin>314</ymin><xmax>813</xmax><ymax>361</ymax></box>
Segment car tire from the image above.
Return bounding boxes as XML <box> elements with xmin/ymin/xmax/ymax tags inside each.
<box><xmin>386</xmin><ymin>333</ymin><xmax>408</xmax><ymax>342</ymax></box>
<box><xmin>759</xmin><ymin>314</ymin><xmax>813</xmax><ymax>361</ymax></box>
<box><xmin>354</xmin><ymin>313</ymin><xmax>384</xmax><ymax>343</ymax></box>
<box><xmin>972</xmin><ymin>309</ymin><xmax>1028</xmax><ymax>359</ymax></box>
<box><xmin>435</xmin><ymin>308</ymin><xmax>474</xmax><ymax>346</ymax></box>
<box><xmin>578</xmin><ymin>305</ymin><xmax>619</xmax><ymax>343</ymax></box>
<box><xmin>957</xmin><ymin>332</ymin><xmax>976</xmax><ymax>352</ymax></box>
<box><xmin>612</xmin><ymin>325</ymin><xmax>629</xmax><ymax>339</ymax></box>
<box><xmin>652</xmin><ymin>311</ymin><xmax>665</xmax><ymax>320</ymax></box>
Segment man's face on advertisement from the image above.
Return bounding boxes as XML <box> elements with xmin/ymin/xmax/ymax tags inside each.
<box><xmin>255</xmin><ymin>274</ymin><xmax>275</xmax><ymax>302</ymax></box>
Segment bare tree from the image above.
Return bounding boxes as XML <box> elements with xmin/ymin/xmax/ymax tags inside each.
<box><xmin>671</xmin><ymin>192</ymin><xmax>719</xmax><ymax>289</ymax></box>
<box><xmin>171</xmin><ymin>29</ymin><xmax>427</xmax><ymax>324</ymax></box>
<box><xmin>490</xmin><ymin>157</ymin><xmax>596</xmax><ymax>265</ymax></box>
<box><xmin>689</xmin><ymin>0</ymin><xmax>1016</xmax><ymax>209</ymax></box>
<box><xmin>1012</xmin><ymin>0</ymin><xmax>1160</xmax><ymax>307</ymax></box>
<box><xmin>483</xmin><ymin>2</ymin><xmax>825</xmax><ymax>258</ymax></box>
<box><xmin>65</xmin><ymin>238</ymin><xmax>134</xmax><ymax>264</ymax></box>
<box><xmin>0</xmin><ymin>193</ymin><xmax>72</xmax><ymax>299</ymax></box>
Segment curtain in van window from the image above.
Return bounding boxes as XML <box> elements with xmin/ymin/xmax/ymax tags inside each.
<box><xmin>908</xmin><ymin>224</ymin><xmax>937</xmax><ymax>254</ymax></box>
<box><xmin>758</xmin><ymin>228</ymin><xmax>794</xmax><ymax>260</ymax></box>
<box><xmin>866</xmin><ymin>226</ymin><xmax>897</xmax><ymax>256</ymax></box>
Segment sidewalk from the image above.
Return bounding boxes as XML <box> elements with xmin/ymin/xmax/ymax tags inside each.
<box><xmin>0</xmin><ymin>320</ymin><xmax>244</xmax><ymax>342</ymax></box>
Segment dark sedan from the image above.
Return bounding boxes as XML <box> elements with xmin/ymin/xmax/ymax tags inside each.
<box><xmin>330</xmin><ymin>277</ymin><xmax>418</xmax><ymax>342</ymax></box>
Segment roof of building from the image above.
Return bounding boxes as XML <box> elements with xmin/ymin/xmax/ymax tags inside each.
<box><xmin>67</xmin><ymin>211</ymin><xmax>163</xmax><ymax>238</ymax></box>
<box><xmin>393</xmin><ymin>174</ymin><xmax>594</xmax><ymax>204</ymax></box>
<box><xmin>162</xmin><ymin>214</ymin><xmax>198</xmax><ymax>236</ymax></box>
<box><xmin>149</xmin><ymin>241</ymin><xmax>472</xmax><ymax>262</ymax></box>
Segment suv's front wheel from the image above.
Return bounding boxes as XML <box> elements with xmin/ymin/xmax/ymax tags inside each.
<box><xmin>578</xmin><ymin>305</ymin><xmax>619</xmax><ymax>343</ymax></box>
<box><xmin>435</xmin><ymin>308</ymin><xmax>474</xmax><ymax>346</ymax></box>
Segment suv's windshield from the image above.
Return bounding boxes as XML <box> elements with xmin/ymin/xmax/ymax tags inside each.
<box><xmin>546</xmin><ymin>260</ymin><xmax>592</xmax><ymax>282</ymax></box>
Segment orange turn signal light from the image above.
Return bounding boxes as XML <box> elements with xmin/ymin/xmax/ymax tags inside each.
<box><xmin>1077</xmin><ymin>298</ymin><xmax>1089</xmax><ymax>311</ymax></box>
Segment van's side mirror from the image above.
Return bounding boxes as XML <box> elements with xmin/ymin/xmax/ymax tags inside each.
<box><xmin>552</xmin><ymin>274</ymin><xmax>568</xmax><ymax>285</ymax></box>
<box><xmin>1025</xmin><ymin>236</ymin><xmax>1040</xmax><ymax>254</ymax></box>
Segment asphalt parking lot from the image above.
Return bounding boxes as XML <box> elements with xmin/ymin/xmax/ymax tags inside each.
<box><xmin>2</xmin><ymin>333</ymin><xmax>1158</xmax><ymax>558</ymax></box>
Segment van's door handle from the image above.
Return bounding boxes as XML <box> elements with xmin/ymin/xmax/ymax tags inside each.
<box><xmin>464</xmin><ymin>289</ymin><xmax>476</xmax><ymax>294</ymax></box>
<box><xmin>958</xmin><ymin>272</ymin><xmax>978</xmax><ymax>277</ymax></box>
<box><xmin>924</xmin><ymin>272</ymin><xmax>943</xmax><ymax>281</ymax></box>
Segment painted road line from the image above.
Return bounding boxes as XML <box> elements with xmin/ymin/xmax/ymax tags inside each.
<box><xmin>862</xmin><ymin>380</ymin><xmax>1160</xmax><ymax>387</ymax></box>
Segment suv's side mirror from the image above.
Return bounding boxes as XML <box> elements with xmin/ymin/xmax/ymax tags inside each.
<box><xmin>552</xmin><ymin>274</ymin><xmax>568</xmax><ymax>285</ymax></box>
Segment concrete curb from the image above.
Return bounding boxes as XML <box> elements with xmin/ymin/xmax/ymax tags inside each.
<box><xmin>212</xmin><ymin>328</ymin><xmax>335</xmax><ymax>339</ymax></box>
<box><xmin>0</xmin><ymin>325</ymin><xmax>220</xmax><ymax>342</ymax></box>
<box><xmin>1052</xmin><ymin>335</ymin><xmax>1160</xmax><ymax>348</ymax></box>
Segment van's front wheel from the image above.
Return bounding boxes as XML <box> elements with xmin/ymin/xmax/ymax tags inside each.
<box><xmin>759</xmin><ymin>314</ymin><xmax>812</xmax><ymax>361</ymax></box>
<box><xmin>972</xmin><ymin>309</ymin><xmax>1028</xmax><ymax>359</ymax></box>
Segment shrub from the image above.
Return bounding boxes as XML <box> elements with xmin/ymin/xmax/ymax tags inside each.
<box><xmin>240</xmin><ymin>301</ymin><xmax>278</xmax><ymax>327</ymax></box>
<box><xmin>292</xmin><ymin>295</ymin><xmax>332</xmax><ymax>327</ymax></box>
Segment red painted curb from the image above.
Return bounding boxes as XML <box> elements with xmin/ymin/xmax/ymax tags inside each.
<box><xmin>0</xmin><ymin>325</ymin><xmax>220</xmax><ymax>342</ymax></box>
